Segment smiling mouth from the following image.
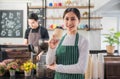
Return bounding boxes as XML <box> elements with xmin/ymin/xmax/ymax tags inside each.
<box><xmin>68</xmin><ymin>26</ymin><xmax>74</xmax><ymax>29</ymax></box>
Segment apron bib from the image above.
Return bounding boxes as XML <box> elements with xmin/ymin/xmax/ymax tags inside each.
<box><xmin>55</xmin><ymin>33</ymin><xmax>84</xmax><ymax>79</ymax></box>
<box><xmin>28</xmin><ymin>28</ymin><xmax>40</xmax><ymax>46</ymax></box>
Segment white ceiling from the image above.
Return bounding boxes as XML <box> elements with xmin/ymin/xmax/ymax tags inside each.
<box><xmin>94</xmin><ymin>0</ymin><xmax>120</xmax><ymax>16</ymax></box>
<box><xmin>94</xmin><ymin>0</ymin><xmax>111</xmax><ymax>10</ymax></box>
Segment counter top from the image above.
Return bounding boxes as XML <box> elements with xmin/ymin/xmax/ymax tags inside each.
<box><xmin>0</xmin><ymin>75</ymin><xmax>54</xmax><ymax>79</ymax></box>
<box><xmin>0</xmin><ymin>75</ymin><xmax>35</xmax><ymax>79</ymax></box>
<box><xmin>0</xmin><ymin>72</ymin><xmax>54</xmax><ymax>79</ymax></box>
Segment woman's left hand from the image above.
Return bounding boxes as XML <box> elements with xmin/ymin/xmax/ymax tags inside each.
<box><xmin>46</xmin><ymin>64</ymin><xmax>56</xmax><ymax>70</ymax></box>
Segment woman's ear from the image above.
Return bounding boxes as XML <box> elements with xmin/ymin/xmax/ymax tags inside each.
<box><xmin>78</xmin><ymin>19</ymin><xmax>80</xmax><ymax>24</ymax></box>
<box><xmin>79</xmin><ymin>19</ymin><xmax>81</xmax><ymax>22</ymax></box>
<box><xmin>37</xmin><ymin>20</ymin><xmax>39</xmax><ymax>23</ymax></box>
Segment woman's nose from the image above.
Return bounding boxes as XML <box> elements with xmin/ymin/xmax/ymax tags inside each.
<box><xmin>67</xmin><ymin>20</ymin><xmax>72</xmax><ymax>25</ymax></box>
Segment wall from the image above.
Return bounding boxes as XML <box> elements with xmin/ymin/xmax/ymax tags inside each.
<box><xmin>46</xmin><ymin>0</ymin><xmax>101</xmax><ymax>50</ymax></box>
<box><xmin>0</xmin><ymin>0</ymin><xmax>101</xmax><ymax>50</ymax></box>
<box><xmin>0</xmin><ymin>2</ymin><xmax>27</xmax><ymax>44</ymax></box>
<box><xmin>49</xmin><ymin>30</ymin><xmax>101</xmax><ymax>50</ymax></box>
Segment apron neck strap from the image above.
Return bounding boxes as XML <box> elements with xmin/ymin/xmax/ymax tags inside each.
<box><xmin>59</xmin><ymin>32</ymin><xmax>79</xmax><ymax>46</ymax></box>
<box><xmin>75</xmin><ymin>33</ymin><xmax>79</xmax><ymax>46</ymax></box>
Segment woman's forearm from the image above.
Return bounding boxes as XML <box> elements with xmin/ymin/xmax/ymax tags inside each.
<box><xmin>46</xmin><ymin>47</ymin><xmax>56</xmax><ymax>65</ymax></box>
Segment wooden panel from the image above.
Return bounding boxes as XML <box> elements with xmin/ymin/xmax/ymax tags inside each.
<box><xmin>106</xmin><ymin>76</ymin><xmax>120</xmax><ymax>79</ymax></box>
<box><xmin>104</xmin><ymin>56</ymin><xmax>120</xmax><ymax>62</ymax></box>
<box><xmin>0</xmin><ymin>44</ymin><xmax>31</xmax><ymax>63</ymax></box>
<box><xmin>105</xmin><ymin>62</ymin><xmax>120</xmax><ymax>76</ymax></box>
<box><xmin>104</xmin><ymin>56</ymin><xmax>120</xmax><ymax>79</ymax></box>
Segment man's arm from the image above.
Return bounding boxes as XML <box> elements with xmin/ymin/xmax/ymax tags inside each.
<box><xmin>24</xmin><ymin>28</ymin><xmax>30</xmax><ymax>44</ymax></box>
<box><xmin>40</xmin><ymin>27</ymin><xmax>49</xmax><ymax>40</ymax></box>
<box><xmin>24</xmin><ymin>39</ymin><xmax>28</xmax><ymax>45</ymax></box>
<box><xmin>44</xmin><ymin>28</ymin><xmax>49</xmax><ymax>40</ymax></box>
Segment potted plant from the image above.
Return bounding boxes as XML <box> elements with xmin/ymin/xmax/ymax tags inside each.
<box><xmin>20</xmin><ymin>60</ymin><xmax>36</xmax><ymax>76</ymax></box>
<box><xmin>6</xmin><ymin>61</ymin><xmax>19</xmax><ymax>76</ymax></box>
<box><xmin>103</xmin><ymin>28</ymin><xmax>120</xmax><ymax>54</ymax></box>
<box><xmin>0</xmin><ymin>62</ymin><xmax>6</xmax><ymax>76</ymax></box>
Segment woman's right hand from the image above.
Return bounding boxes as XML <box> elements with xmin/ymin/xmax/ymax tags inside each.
<box><xmin>49</xmin><ymin>35</ymin><xmax>59</xmax><ymax>49</ymax></box>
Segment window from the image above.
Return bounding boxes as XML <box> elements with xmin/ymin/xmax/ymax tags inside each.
<box><xmin>101</xmin><ymin>17</ymin><xmax>117</xmax><ymax>50</ymax></box>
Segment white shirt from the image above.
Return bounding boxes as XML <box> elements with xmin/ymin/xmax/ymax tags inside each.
<box><xmin>46</xmin><ymin>33</ymin><xmax>89</xmax><ymax>74</ymax></box>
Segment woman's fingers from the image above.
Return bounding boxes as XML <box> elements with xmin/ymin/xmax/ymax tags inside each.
<box><xmin>49</xmin><ymin>38</ymin><xmax>59</xmax><ymax>49</ymax></box>
<box><xmin>46</xmin><ymin>64</ymin><xmax>56</xmax><ymax>70</ymax></box>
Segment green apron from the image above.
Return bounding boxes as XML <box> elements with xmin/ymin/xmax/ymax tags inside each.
<box><xmin>55</xmin><ymin>33</ymin><xmax>84</xmax><ymax>79</ymax></box>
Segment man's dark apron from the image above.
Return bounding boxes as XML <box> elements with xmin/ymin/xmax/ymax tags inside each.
<box><xmin>28</xmin><ymin>29</ymin><xmax>40</xmax><ymax>46</ymax></box>
<box><xmin>55</xmin><ymin>33</ymin><xmax>84</xmax><ymax>79</ymax></box>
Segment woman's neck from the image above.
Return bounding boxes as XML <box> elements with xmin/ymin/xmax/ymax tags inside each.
<box><xmin>67</xmin><ymin>30</ymin><xmax>77</xmax><ymax>35</ymax></box>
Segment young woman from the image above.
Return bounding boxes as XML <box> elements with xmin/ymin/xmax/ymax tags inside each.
<box><xmin>46</xmin><ymin>8</ymin><xmax>89</xmax><ymax>79</ymax></box>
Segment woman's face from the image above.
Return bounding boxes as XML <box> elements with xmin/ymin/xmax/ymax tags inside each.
<box><xmin>63</xmin><ymin>12</ymin><xmax>80</xmax><ymax>34</ymax></box>
<box><xmin>28</xmin><ymin>19</ymin><xmax>39</xmax><ymax>29</ymax></box>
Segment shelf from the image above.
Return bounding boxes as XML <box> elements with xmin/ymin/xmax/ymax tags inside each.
<box><xmin>46</xmin><ymin>17</ymin><xmax>103</xmax><ymax>20</ymax></box>
<box><xmin>29</xmin><ymin>6</ymin><xmax>94</xmax><ymax>9</ymax></box>
<box><xmin>47</xmin><ymin>28</ymin><xmax>103</xmax><ymax>31</ymax></box>
<box><xmin>78</xmin><ymin>28</ymin><xmax>90</xmax><ymax>31</ymax></box>
<box><xmin>46</xmin><ymin>17</ymin><xmax>62</xmax><ymax>20</ymax></box>
<box><xmin>29</xmin><ymin>6</ymin><xmax>45</xmax><ymax>9</ymax></box>
<box><xmin>47</xmin><ymin>6</ymin><xmax>94</xmax><ymax>9</ymax></box>
<box><xmin>82</xmin><ymin>17</ymin><xmax>103</xmax><ymax>19</ymax></box>
<box><xmin>77</xmin><ymin>28</ymin><xmax>103</xmax><ymax>30</ymax></box>
<box><xmin>90</xmin><ymin>28</ymin><xmax>103</xmax><ymax>30</ymax></box>
<box><xmin>47</xmin><ymin>28</ymin><xmax>55</xmax><ymax>31</ymax></box>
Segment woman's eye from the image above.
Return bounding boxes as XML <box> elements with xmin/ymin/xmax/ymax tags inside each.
<box><xmin>65</xmin><ymin>18</ymin><xmax>69</xmax><ymax>21</ymax></box>
<box><xmin>64</xmin><ymin>17</ymin><xmax>76</xmax><ymax>21</ymax></box>
<box><xmin>71</xmin><ymin>19</ymin><xmax>75</xmax><ymax>21</ymax></box>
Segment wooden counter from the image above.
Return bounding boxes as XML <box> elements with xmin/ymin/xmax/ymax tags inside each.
<box><xmin>104</xmin><ymin>55</ymin><xmax>120</xmax><ymax>79</ymax></box>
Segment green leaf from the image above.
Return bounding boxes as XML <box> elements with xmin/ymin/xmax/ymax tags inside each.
<box><xmin>103</xmin><ymin>28</ymin><xmax>120</xmax><ymax>46</ymax></box>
